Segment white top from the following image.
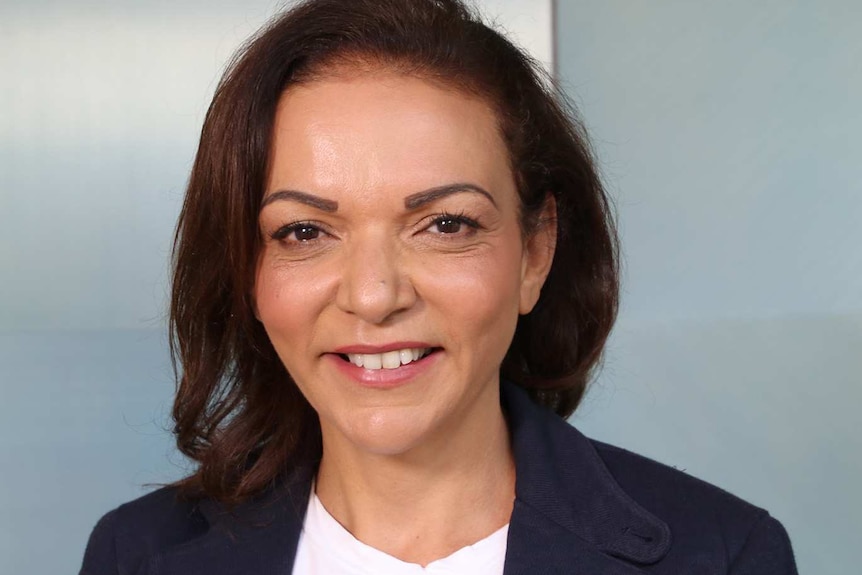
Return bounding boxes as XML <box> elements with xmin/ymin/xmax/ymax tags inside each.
<box><xmin>293</xmin><ymin>488</ymin><xmax>509</xmax><ymax>575</ymax></box>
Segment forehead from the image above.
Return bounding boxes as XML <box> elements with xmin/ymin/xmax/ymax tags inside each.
<box><xmin>266</xmin><ymin>70</ymin><xmax>514</xmax><ymax>198</ymax></box>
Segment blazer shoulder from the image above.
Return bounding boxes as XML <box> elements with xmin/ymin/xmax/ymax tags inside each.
<box><xmin>592</xmin><ymin>440</ymin><xmax>761</xmax><ymax>513</ymax></box>
<box><xmin>590</xmin><ymin>439</ymin><xmax>797</xmax><ymax>572</ymax></box>
<box><xmin>80</xmin><ymin>486</ymin><xmax>207</xmax><ymax>575</ymax></box>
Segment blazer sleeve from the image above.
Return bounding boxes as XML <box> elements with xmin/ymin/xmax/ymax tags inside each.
<box><xmin>79</xmin><ymin>510</ymin><xmax>120</xmax><ymax>575</ymax></box>
<box><xmin>729</xmin><ymin>513</ymin><xmax>798</xmax><ymax>575</ymax></box>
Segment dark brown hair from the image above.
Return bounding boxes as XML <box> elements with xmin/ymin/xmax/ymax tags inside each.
<box><xmin>170</xmin><ymin>0</ymin><xmax>618</xmax><ymax>504</ymax></box>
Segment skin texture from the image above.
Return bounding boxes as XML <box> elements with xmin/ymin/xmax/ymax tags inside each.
<box><xmin>254</xmin><ymin>69</ymin><xmax>555</xmax><ymax>565</ymax></box>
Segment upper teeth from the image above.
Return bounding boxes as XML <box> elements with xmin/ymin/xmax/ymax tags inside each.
<box><xmin>347</xmin><ymin>348</ymin><xmax>431</xmax><ymax>370</ymax></box>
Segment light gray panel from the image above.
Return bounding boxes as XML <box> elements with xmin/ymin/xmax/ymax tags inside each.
<box><xmin>557</xmin><ymin>1</ymin><xmax>862</xmax><ymax>573</ymax></box>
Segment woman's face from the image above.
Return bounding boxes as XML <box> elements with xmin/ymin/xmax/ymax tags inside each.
<box><xmin>255</xmin><ymin>69</ymin><xmax>554</xmax><ymax>458</ymax></box>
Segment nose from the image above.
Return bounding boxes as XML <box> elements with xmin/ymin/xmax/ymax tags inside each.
<box><xmin>335</xmin><ymin>232</ymin><xmax>417</xmax><ymax>324</ymax></box>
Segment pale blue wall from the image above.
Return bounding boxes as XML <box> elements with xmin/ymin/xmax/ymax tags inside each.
<box><xmin>557</xmin><ymin>2</ymin><xmax>862</xmax><ymax>574</ymax></box>
<box><xmin>0</xmin><ymin>2</ymin><xmax>292</xmax><ymax>572</ymax></box>
<box><xmin>0</xmin><ymin>0</ymin><xmax>228</xmax><ymax>570</ymax></box>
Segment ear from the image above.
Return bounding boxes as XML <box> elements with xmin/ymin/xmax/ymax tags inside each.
<box><xmin>519</xmin><ymin>196</ymin><xmax>557</xmax><ymax>314</ymax></box>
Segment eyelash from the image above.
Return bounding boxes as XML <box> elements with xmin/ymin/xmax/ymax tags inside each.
<box><xmin>269</xmin><ymin>211</ymin><xmax>483</xmax><ymax>244</ymax></box>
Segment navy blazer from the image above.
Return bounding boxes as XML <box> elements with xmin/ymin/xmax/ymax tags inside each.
<box><xmin>80</xmin><ymin>382</ymin><xmax>797</xmax><ymax>574</ymax></box>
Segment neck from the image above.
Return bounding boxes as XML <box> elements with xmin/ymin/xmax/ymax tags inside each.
<box><xmin>314</xmin><ymin>385</ymin><xmax>515</xmax><ymax>566</ymax></box>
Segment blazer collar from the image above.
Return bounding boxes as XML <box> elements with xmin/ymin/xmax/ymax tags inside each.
<box><xmin>144</xmin><ymin>464</ymin><xmax>314</xmax><ymax>575</ymax></box>
<box><xmin>146</xmin><ymin>381</ymin><xmax>670</xmax><ymax>575</ymax></box>
<box><xmin>501</xmin><ymin>380</ymin><xmax>671</xmax><ymax>572</ymax></box>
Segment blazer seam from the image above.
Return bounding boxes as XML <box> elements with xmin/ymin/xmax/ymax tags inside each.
<box><xmin>726</xmin><ymin>510</ymin><xmax>769</xmax><ymax>571</ymax></box>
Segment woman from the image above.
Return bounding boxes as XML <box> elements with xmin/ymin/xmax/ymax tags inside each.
<box><xmin>81</xmin><ymin>0</ymin><xmax>797</xmax><ymax>573</ymax></box>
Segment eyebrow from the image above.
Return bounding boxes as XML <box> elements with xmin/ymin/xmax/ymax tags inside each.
<box><xmin>260</xmin><ymin>182</ymin><xmax>498</xmax><ymax>213</ymax></box>
<box><xmin>260</xmin><ymin>189</ymin><xmax>339</xmax><ymax>212</ymax></box>
<box><xmin>404</xmin><ymin>183</ymin><xmax>498</xmax><ymax>210</ymax></box>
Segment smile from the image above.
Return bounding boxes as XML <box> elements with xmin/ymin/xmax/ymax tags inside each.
<box><xmin>342</xmin><ymin>348</ymin><xmax>433</xmax><ymax>370</ymax></box>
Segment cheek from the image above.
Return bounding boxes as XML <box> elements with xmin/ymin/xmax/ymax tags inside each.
<box><xmin>419</xmin><ymin>242</ymin><xmax>524</xmax><ymax>345</ymax></box>
<box><xmin>255</xmin><ymin>266</ymin><xmax>293</xmax><ymax>328</ymax></box>
<box><xmin>254</xmin><ymin>260</ymin><xmax>329</xmax><ymax>340</ymax></box>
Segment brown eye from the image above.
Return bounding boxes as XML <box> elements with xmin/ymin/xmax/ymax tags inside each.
<box><xmin>272</xmin><ymin>222</ymin><xmax>324</xmax><ymax>243</ymax></box>
<box><xmin>434</xmin><ymin>218</ymin><xmax>463</xmax><ymax>234</ymax></box>
<box><xmin>426</xmin><ymin>213</ymin><xmax>481</xmax><ymax>236</ymax></box>
<box><xmin>292</xmin><ymin>225</ymin><xmax>320</xmax><ymax>241</ymax></box>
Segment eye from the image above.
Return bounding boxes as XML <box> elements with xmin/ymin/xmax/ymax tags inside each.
<box><xmin>271</xmin><ymin>222</ymin><xmax>324</xmax><ymax>243</ymax></box>
<box><xmin>426</xmin><ymin>212</ymin><xmax>481</xmax><ymax>235</ymax></box>
<box><xmin>432</xmin><ymin>217</ymin><xmax>464</xmax><ymax>234</ymax></box>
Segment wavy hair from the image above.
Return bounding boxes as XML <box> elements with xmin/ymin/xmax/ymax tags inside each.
<box><xmin>170</xmin><ymin>0</ymin><xmax>618</xmax><ymax>504</ymax></box>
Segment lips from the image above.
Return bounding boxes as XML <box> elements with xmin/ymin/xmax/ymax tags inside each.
<box><xmin>343</xmin><ymin>347</ymin><xmax>433</xmax><ymax>369</ymax></box>
<box><xmin>327</xmin><ymin>343</ymin><xmax>440</xmax><ymax>388</ymax></box>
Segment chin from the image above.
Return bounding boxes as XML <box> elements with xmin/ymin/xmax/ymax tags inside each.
<box><xmin>333</xmin><ymin>408</ymin><xmax>437</xmax><ymax>457</ymax></box>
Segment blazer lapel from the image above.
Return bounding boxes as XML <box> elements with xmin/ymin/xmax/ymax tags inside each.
<box><xmin>143</xmin><ymin>464</ymin><xmax>314</xmax><ymax>575</ymax></box>
<box><xmin>501</xmin><ymin>381</ymin><xmax>671</xmax><ymax>574</ymax></box>
<box><xmin>505</xmin><ymin>502</ymin><xmax>659</xmax><ymax>575</ymax></box>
